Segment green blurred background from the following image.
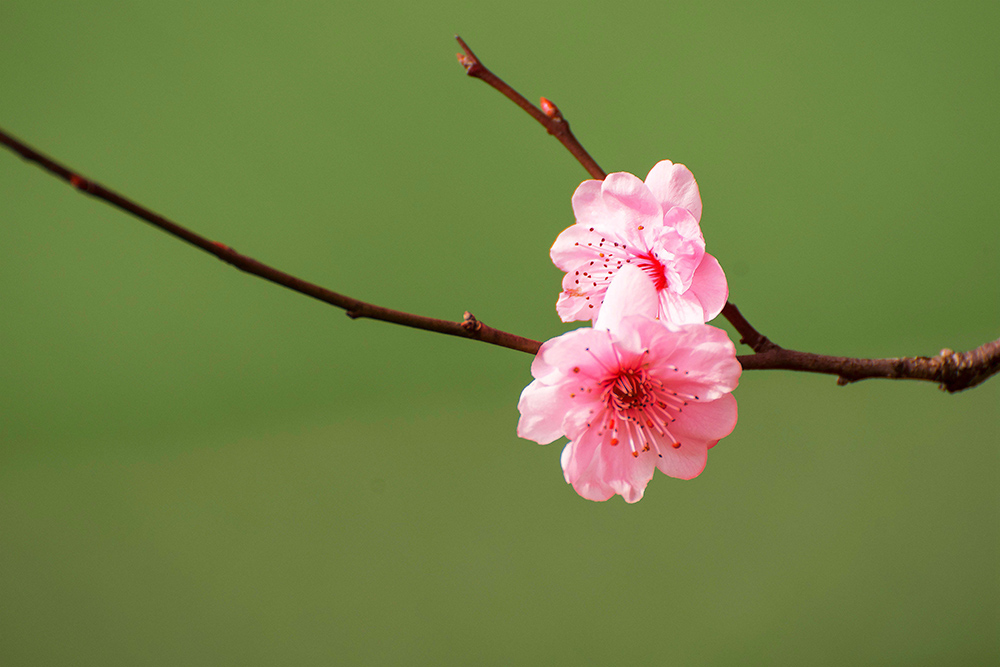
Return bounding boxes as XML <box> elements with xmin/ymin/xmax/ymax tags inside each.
<box><xmin>1</xmin><ymin>1</ymin><xmax>997</xmax><ymax>664</ymax></box>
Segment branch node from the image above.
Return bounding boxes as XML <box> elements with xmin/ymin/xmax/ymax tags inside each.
<box><xmin>345</xmin><ymin>310</ymin><xmax>361</xmax><ymax>320</ymax></box>
<box><xmin>461</xmin><ymin>311</ymin><xmax>483</xmax><ymax>332</ymax></box>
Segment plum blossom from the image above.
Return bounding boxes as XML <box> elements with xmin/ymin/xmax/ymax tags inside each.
<box><xmin>551</xmin><ymin>160</ymin><xmax>728</xmax><ymax>326</ymax></box>
<box><xmin>518</xmin><ymin>265</ymin><xmax>740</xmax><ymax>503</ymax></box>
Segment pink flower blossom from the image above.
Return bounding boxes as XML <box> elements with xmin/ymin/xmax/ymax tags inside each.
<box><xmin>518</xmin><ymin>266</ymin><xmax>740</xmax><ymax>503</ymax></box>
<box><xmin>551</xmin><ymin>160</ymin><xmax>728</xmax><ymax>325</ymax></box>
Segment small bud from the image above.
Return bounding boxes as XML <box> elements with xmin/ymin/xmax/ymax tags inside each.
<box><xmin>461</xmin><ymin>311</ymin><xmax>482</xmax><ymax>332</ymax></box>
<box><xmin>540</xmin><ymin>97</ymin><xmax>561</xmax><ymax>120</ymax></box>
<box><xmin>456</xmin><ymin>53</ymin><xmax>476</xmax><ymax>72</ymax></box>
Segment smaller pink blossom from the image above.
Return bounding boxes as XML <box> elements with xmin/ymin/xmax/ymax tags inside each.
<box><xmin>518</xmin><ymin>266</ymin><xmax>740</xmax><ymax>503</ymax></box>
<box><xmin>551</xmin><ymin>160</ymin><xmax>728</xmax><ymax>326</ymax></box>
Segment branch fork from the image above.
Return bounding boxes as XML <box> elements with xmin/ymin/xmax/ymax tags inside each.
<box><xmin>1</xmin><ymin>37</ymin><xmax>996</xmax><ymax>392</ymax></box>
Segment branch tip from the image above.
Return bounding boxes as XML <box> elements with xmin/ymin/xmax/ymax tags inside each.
<box><xmin>454</xmin><ymin>35</ymin><xmax>479</xmax><ymax>74</ymax></box>
<box><xmin>0</xmin><ymin>127</ymin><xmax>546</xmax><ymax>356</ymax></box>
<box><xmin>3</xmin><ymin>41</ymin><xmax>999</xmax><ymax>391</ymax></box>
<box><xmin>452</xmin><ymin>35</ymin><xmax>606</xmax><ymax>179</ymax></box>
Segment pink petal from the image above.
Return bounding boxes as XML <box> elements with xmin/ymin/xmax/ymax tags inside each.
<box><xmin>571</xmin><ymin>172</ymin><xmax>662</xmax><ymax>233</ymax></box>
<box><xmin>670</xmin><ymin>393</ymin><xmax>739</xmax><ymax>447</ymax></box>
<box><xmin>654</xmin><ymin>440</ymin><xmax>709</xmax><ymax>480</ymax></box>
<box><xmin>599</xmin><ymin>172</ymin><xmax>662</xmax><ymax>220</ymax></box>
<box><xmin>550</xmin><ymin>224</ymin><xmax>631</xmax><ymax>324</ymax></box>
<box><xmin>516</xmin><ymin>381</ymin><xmax>571</xmax><ymax>445</ymax></box>
<box><xmin>561</xmin><ymin>400</ymin><xmax>606</xmax><ymax>442</ymax></box>
<box><xmin>562</xmin><ymin>425</ymin><xmax>658</xmax><ymax>503</ymax></box>
<box><xmin>644</xmin><ymin>160</ymin><xmax>702</xmax><ymax>222</ymax></box>
<box><xmin>662</xmin><ymin>206</ymin><xmax>704</xmax><ymax>244</ymax></box>
<box><xmin>593</xmin><ymin>441</ymin><xmax>658</xmax><ymax>503</ymax></box>
<box><xmin>604</xmin><ymin>316</ymin><xmax>677</xmax><ymax>367</ymax></box>
<box><xmin>640</xmin><ymin>217</ymin><xmax>704</xmax><ymax>297</ymax></box>
<box><xmin>595</xmin><ymin>265</ymin><xmax>658</xmax><ymax>332</ymax></box>
<box><xmin>560</xmin><ymin>422</ymin><xmax>608</xmax><ymax>490</ymax></box>
<box><xmin>627</xmin><ymin>315</ymin><xmax>683</xmax><ymax>359</ymax></box>
<box><xmin>556</xmin><ymin>290</ymin><xmax>603</xmax><ymax>322</ymax></box>
<box><xmin>565</xmin><ymin>473</ymin><xmax>615</xmax><ymax>502</ymax></box>
<box><xmin>687</xmin><ymin>253</ymin><xmax>728</xmax><ymax>322</ymax></box>
<box><xmin>665</xmin><ymin>325</ymin><xmax>741</xmax><ymax>393</ymax></box>
<box><xmin>659</xmin><ymin>289</ymin><xmax>707</xmax><ymax>325</ymax></box>
<box><xmin>549</xmin><ymin>224</ymin><xmax>604</xmax><ymax>272</ymax></box>
<box><xmin>569</xmin><ymin>179</ymin><xmax>606</xmax><ymax>228</ymax></box>
<box><xmin>531</xmin><ymin>328</ymin><xmax>615</xmax><ymax>385</ymax></box>
<box><xmin>663</xmin><ymin>252</ymin><xmax>705</xmax><ymax>296</ymax></box>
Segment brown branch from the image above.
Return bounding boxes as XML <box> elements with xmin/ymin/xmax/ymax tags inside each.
<box><xmin>3</xmin><ymin>39</ymin><xmax>998</xmax><ymax>392</ymax></box>
<box><xmin>455</xmin><ymin>36</ymin><xmax>606</xmax><ymax>181</ymax></box>
<box><xmin>452</xmin><ymin>37</ymin><xmax>1000</xmax><ymax>393</ymax></box>
<box><xmin>721</xmin><ymin>302</ymin><xmax>779</xmax><ymax>354</ymax></box>
<box><xmin>3</xmin><ymin>126</ymin><xmax>998</xmax><ymax>391</ymax></box>
<box><xmin>737</xmin><ymin>342</ymin><xmax>1000</xmax><ymax>393</ymax></box>
<box><xmin>0</xmin><ymin>128</ymin><xmax>542</xmax><ymax>356</ymax></box>
<box><xmin>725</xmin><ymin>302</ymin><xmax>1000</xmax><ymax>393</ymax></box>
<box><xmin>454</xmin><ymin>37</ymin><xmax>757</xmax><ymax>345</ymax></box>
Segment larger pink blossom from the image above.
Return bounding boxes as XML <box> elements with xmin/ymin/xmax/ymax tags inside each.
<box><xmin>518</xmin><ymin>266</ymin><xmax>740</xmax><ymax>503</ymax></box>
<box><xmin>551</xmin><ymin>160</ymin><xmax>728</xmax><ymax>325</ymax></box>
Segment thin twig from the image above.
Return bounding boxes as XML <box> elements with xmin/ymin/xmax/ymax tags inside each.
<box><xmin>455</xmin><ymin>37</ymin><xmax>763</xmax><ymax>342</ymax></box>
<box><xmin>721</xmin><ymin>302</ymin><xmax>778</xmax><ymax>354</ymax></box>
<box><xmin>3</xmin><ymin>127</ymin><xmax>998</xmax><ymax>391</ymax></box>
<box><xmin>452</xmin><ymin>37</ymin><xmax>999</xmax><ymax>392</ymax></box>
<box><xmin>738</xmin><ymin>340</ymin><xmax>1000</xmax><ymax>393</ymax></box>
<box><xmin>0</xmin><ymin>128</ymin><xmax>542</xmax><ymax>355</ymax></box>
<box><xmin>455</xmin><ymin>36</ymin><xmax>606</xmax><ymax>180</ymax></box>
<box><xmin>725</xmin><ymin>302</ymin><xmax>1000</xmax><ymax>393</ymax></box>
<box><xmin>3</xmin><ymin>42</ymin><xmax>998</xmax><ymax>392</ymax></box>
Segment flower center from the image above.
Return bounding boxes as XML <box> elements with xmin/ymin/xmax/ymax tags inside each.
<box><xmin>598</xmin><ymin>362</ymin><xmax>698</xmax><ymax>457</ymax></box>
<box><xmin>610</xmin><ymin>369</ymin><xmax>651</xmax><ymax>411</ymax></box>
<box><xmin>637</xmin><ymin>255</ymin><xmax>668</xmax><ymax>290</ymax></box>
